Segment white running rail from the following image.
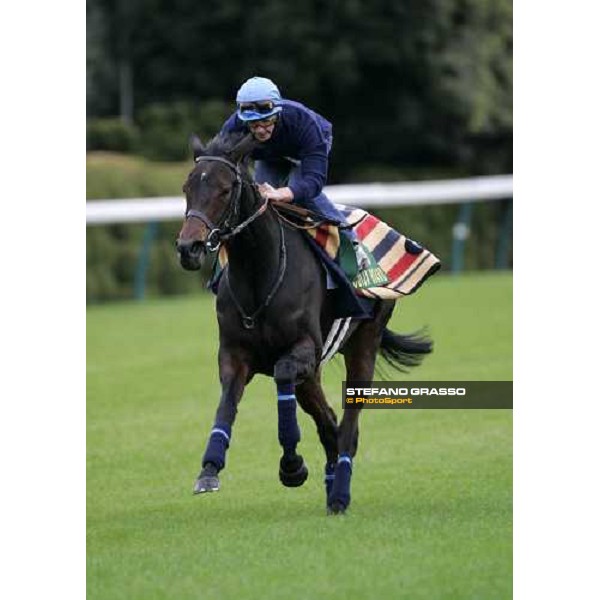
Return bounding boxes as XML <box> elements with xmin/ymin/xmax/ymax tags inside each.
<box><xmin>86</xmin><ymin>174</ymin><xmax>513</xmax><ymax>225</ymax></box>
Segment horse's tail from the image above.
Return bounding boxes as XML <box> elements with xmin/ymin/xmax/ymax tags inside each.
<box><xmin>378</xmin><ymin>328</ymin><xmax>433</xmax><ymax>373</ymax></box>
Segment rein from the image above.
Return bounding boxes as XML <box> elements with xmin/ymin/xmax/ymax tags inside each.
<box><xmin>269</xmin><ymin>200</ymin><xmax>367</xmax><ymax>231</ymax></box>
<box><xmin>270</xmin><ymin>202</ymin><xmax>331</xmax><ymax>231</ymax></box>
<box><xmin>224</xmin><ymin>218</ymin><xmax>287</xmax><ymax>330</ymax></box>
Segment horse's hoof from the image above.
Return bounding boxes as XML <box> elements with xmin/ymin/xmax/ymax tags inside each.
<box><xmin>193</xmin><ymin>463</ymin><xmax>220</xmax><ymax>494</ymax></box>
<box><xmin>327</xmin><ymin>500</ymin><xmax>348</xmax><ymax>515</ymax></box>
<box><xmin>279</xmin><ymin>454</ymin><xmax>309</xmax><ymax>488</ymax></box>
<box><xmin>193</xmin><ymin>475</ymin><xmax>220</xmax><ymax>494</ymax></box>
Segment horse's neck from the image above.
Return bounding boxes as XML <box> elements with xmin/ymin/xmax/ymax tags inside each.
<box><xmin>226</xmin><ymin>184</ymin><xmax>281</xmax><ymax>285</ymax></box>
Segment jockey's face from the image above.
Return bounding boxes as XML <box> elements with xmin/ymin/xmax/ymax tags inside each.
<box><xmin>248</xmin><ymin>116</ymin><xmax>277</xmax><ymax>142</ymax></box>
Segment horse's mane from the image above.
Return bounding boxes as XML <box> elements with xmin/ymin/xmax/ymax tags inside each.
<box><xmin>205</xmin><ymin>130</ymin><xmax>248</xmax><ymax>156</ymax></box>
<box><xmin>184</xmin><ymin>130</ymin><xmax>254</xmax><ymax>192</ymax></box>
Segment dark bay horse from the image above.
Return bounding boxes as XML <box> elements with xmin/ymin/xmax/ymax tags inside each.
<box><xmin>176</xmin><ymin>131</ymin><xmax>432</xmax><ymax>514</ymax></box>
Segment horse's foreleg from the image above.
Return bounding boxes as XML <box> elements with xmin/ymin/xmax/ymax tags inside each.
<box><xmin>193</xmin><ymin>348</ymin><xmax>249</xmax><ymax>494</ymax></box>
<box><xmin>273</xmin><ymin>337</ymin><xmax>317</xmax><ymax>488</ymax></box>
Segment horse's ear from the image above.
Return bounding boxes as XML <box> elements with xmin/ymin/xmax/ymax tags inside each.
<box><xmin>189</xmin><ymin>134</ymin><xmax>205</xmax><ymax>162</ymax></box>
<box><xmin>229</xmin><ymin>133</ymin><xmax>257</xmax><ymax>164</ymax></box>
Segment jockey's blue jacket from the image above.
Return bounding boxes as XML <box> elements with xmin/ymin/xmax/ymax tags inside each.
<box><xmin>221</xmin><ymin>99</ymin><xmax>333</xmax><ymax>203</ymax></box>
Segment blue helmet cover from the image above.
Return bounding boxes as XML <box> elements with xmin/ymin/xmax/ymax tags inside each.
<box><xmin>236</xmin><ymin>76</ymin><xmax>283</xmax><ymax>122</ymax></box>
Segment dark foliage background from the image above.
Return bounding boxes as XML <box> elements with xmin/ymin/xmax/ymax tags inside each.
<box><xmin>86</xmin><ymin>0</ymin><xmax>512</xmax><ymax>302</ymax></box>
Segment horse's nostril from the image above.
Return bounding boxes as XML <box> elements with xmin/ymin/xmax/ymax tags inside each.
<box><xmin>177</xmin><ymin>239</ymin><xmax>203</xmax><ymax>259</ymax></box>
<box><xmin>176</xmin><ymin>239</ymin><xmax>191</xmax><ymax>256</ymax></box>
<box><xmin>177</xmin><ymin>239</ymin><xmax>192</xmax><ymax>249</ymax></box>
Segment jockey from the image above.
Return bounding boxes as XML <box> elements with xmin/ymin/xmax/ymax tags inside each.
<box><xmin>220</xmin><ymin>76</ymin><xmax>369</xmax><ymax>272</ymax></box>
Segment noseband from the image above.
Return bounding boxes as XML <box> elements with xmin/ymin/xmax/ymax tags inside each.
<box><xmin>185</xmin><ymin>156</ymin><xmax>268</xmax><ymax>252</ymax></box>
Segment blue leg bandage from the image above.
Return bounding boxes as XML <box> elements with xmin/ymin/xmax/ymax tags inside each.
<box><xmin>324</xmin><ymin>462</ymin><xmax>336</xmax><ymax>500</ymax></box>
<box><xmin>277</xmin><ymin>383</ymin><xmax>300</xmax><ymax>454</ymax></box>
<box><xmin>330</xmin><ymin>453</ymin><xmax>353</xmax><ymax>508</ymax></box>
<box><xmin>202</xmin><ymin>423</ymin><xmax>231</xmax><ymax>471</ymax></box>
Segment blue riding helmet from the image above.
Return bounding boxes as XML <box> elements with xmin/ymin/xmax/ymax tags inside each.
<box><xmin>236</xmin><ymin>76</ymin><xmax>283</xmax><ymax>122</ymax></box>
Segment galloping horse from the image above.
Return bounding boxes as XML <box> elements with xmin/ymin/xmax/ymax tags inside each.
<box><xmin>176</xmin><ymin>131</ymin><xmax>432</xmax><ymax>514</ymax></box>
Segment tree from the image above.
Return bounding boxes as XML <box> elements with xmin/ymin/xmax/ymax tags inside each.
<box><xmin>87</xmin><ymin>0</ymin><xmax>512</xmax><ymax>175</ymax></box>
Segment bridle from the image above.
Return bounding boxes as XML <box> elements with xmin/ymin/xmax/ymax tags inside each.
<box><xmin>184</xmin><ymin>154</ymin><xmax>286</xmax><ymax>329</ymax></box>
<box><xmin>185</xmin><ymin>155</ymin><xmax>269</xmax><ymax>253</ymax></box>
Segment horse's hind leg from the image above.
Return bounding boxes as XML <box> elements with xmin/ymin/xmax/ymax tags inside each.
<box><xmin>328</xmin><ymin>303</ymin><xmax>393</xmax><ymax>514</ymax></box>
<box><xmin>295</xmin><ymin>376</ymin><xmax>339</xmax><ymax>503</ymax></box>
<box><xmin>273</xmin><ymin>337</ymin><xmax>317</xmax><ymax>488</ymax></box>
<box><xmin>194</xmin><ymin>348</ymin><xmax>250</xmax><ymax>494</ymax></box>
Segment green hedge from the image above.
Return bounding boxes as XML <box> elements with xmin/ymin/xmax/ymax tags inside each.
<box><xmin>86</xmin><ymin>221</ymin><xmax>210</xmax><ymax>303</ymax></box>
<box><xmin>86</xmin><ymin>153</ymin><xmax>512</xmax><ymax>303</ymax></box>
<box><xmin>86</xmin><ymin>153</ymin><xmax>208</xmax><ymax>303</ymax></box>
<box><xmin>87</xmin><ymin>152</ymin><xmax>190</xmax><ymax>200</ymax></box>
<box><xmin>136</xmin><ymin>100</ymin><xmax>232</xmax><ymax>162</ymax></box>
<box><xmin>87</xmin><ymin>118</ymin><xmax>140</xmax><ymax>153</ymax></box>
<box><xmin>86</xmin><ymin>100</ymin><xmax>232</xmax><ymax>161</ymax></box>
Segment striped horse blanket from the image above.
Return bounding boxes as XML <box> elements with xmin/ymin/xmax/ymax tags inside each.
<box><xmin>307</xmin><ymin>205</ymin><xmax>441</xmax><ymax>300</ymax></box>
<box><xmin>210</xmin><ymin>204</ymin><xmax>440</xmax><ymax>304</ymax></box>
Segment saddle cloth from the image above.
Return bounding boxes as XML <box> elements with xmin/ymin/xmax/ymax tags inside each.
<box><xmin>211</xmin><ymin>204</ymin><xmax>440</xmax><ymax>302</ymax></box>
<box><xmin>307</xmin><ymin>205</ymin><xmax>441</xmax><ymax>299</ymax></box>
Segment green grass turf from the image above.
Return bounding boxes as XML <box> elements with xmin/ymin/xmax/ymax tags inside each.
<box><xmin>87</xmin><ymin>271</ymin><xmax>512</xmax><ymax>600</ymax></box>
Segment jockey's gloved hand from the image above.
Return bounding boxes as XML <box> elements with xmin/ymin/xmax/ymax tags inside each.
<box><xmin>257</xmin><ymin>182</ymin><xmax>275</xmax><ymax>198</ymax></box>
<box><xmin>258</xmin><ymin>183</ymin><xmax>294</xmax><ymax>203</ymax></box>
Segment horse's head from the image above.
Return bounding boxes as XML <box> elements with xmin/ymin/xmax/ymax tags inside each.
<box><xmin>176</xmin><ymin>132</ymin><xmax>257</xmax><ymax>270</ymax></box>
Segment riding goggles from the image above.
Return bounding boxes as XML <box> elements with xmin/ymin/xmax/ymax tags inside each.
<box><xmin>239</xmin><ymin>100</ymin><xmax>275</xmax><ymax>114</ymax></box>
<box><xmin>237</xmin><ymin>100</ymin><xmax>282</xmax><ymax>122</ymax></box>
